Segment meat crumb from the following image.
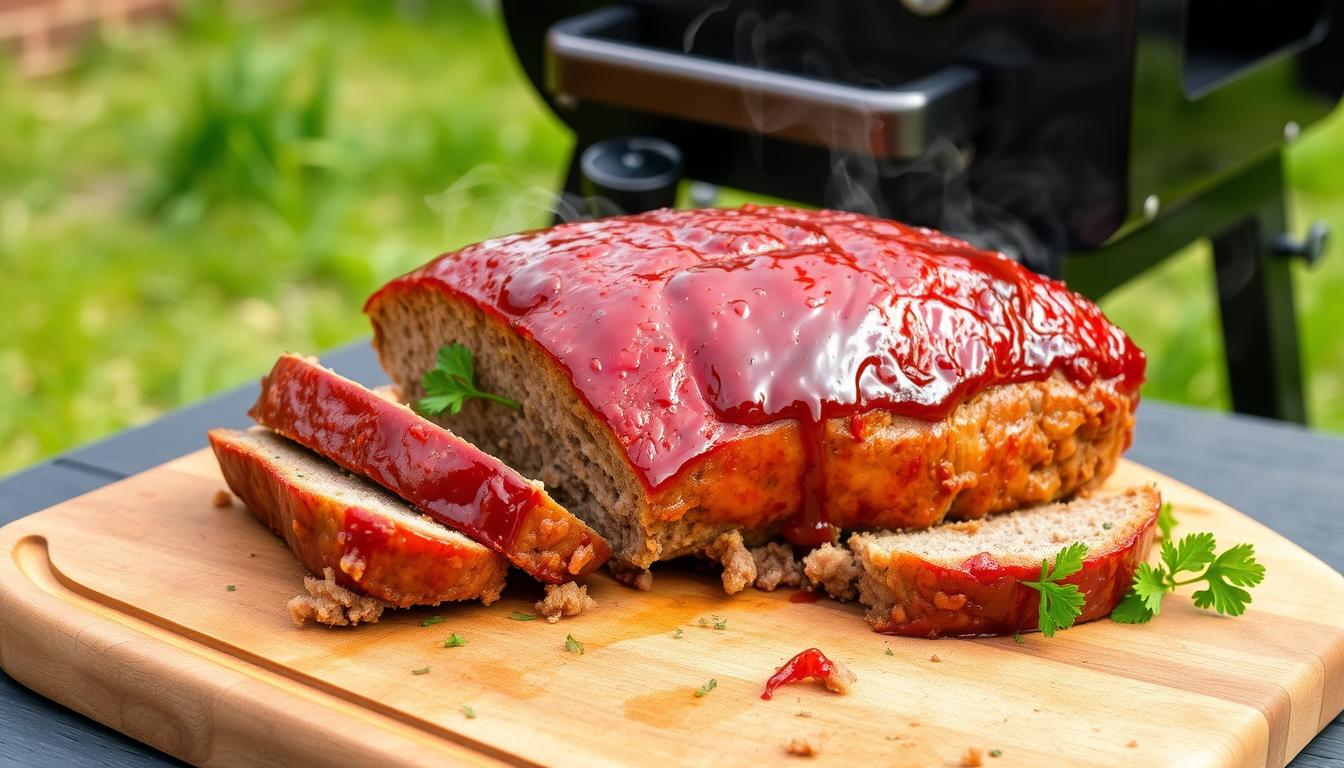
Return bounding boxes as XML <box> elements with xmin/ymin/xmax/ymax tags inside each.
<box><xmin>535</xmin><ymin>582</ymin><xmax>597</xmax><ymax>623</ymax></box>
<box><xmin>929</xmin><ymin>654</ymin><xmax>942</xmax><ymax>663</ymax></box>
<box><xmin>211</xmin><ymin>489</ymin><xmax>233</xmax><ymax>508</ymax></box>
<box><xmin>704</xmin><ymin>530</ymin><xmax>757</xmax><ymax>595</ymax></box>
<box><xmin>750</xmin><ymin>542</ymin><xmax>804</xmax><ymax>591</ymax></box>
<box><xmin>802</xmin><ymin>543</ymin><xmax>862</xmax><ymax>601</ymax></box>
<box><xmin>962</xmin><ymin>746</ymin><xmax>984</xmax><ymax>767</ymax></box>
<box><xmin>785</xmin><ymin>735</ymin><xmax>822</xmax><ymax>757</ymax></box>
<box><xmin>1126</xmin><ymin>740</ymin><xmax>1138</xmax><ymax>748</ymax></box>
<box><xmin>823</xmin><ymin>658</ymin><xmax>856</xmax><ymax>695</ymax></box>
<box><xmin>795</xmin><ymin>711</ymin><xmax>812</xmax><ymax>718</ymax></box>
<box><xmin>287</xmin><ymin>568</ymin><xmax>384</xmax><ymax>627</ymax></box>
<box><xmin>608</xmin><ymin>563</ymin><xmax>653</xmax><ymax>591</ymax></box>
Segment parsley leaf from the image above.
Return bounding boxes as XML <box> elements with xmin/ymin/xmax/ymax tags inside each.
<box><xmin>508</xmin><ymin>611</ymin><xmax>537</xmax><ymax>622</ymax></box>
<box><xmin>412</xmin><ymin>667</ymin><xmax>430</xmax><ymax>675</ymax></box>
<box><xmin>1023</xmin><ymin>543</ymin><xmax>1088</xmax><ymax>637</ymax></box>
<box><xmin>1161</xmin><ymin>532</ymin><xmax>1216</xmax><ymax>576</ymax></box>
<box><xmin>416</xmin><ymin>344</ymin><xmax>520</xmax><ymax>417</ymax></box>
<box><xmin>694</xmin><ymin>679</ymin><xmax>718</xmax><ymax>698</ymax></box>
<box><xmin>1191</xmin><ymin>543</ymin><xmax>1265</xmax><ymax>616</ymax></box>
<box><xmin>1012</xmin><ymin>631</ymin><xmax>1024</xmax><ymax>645</ymax></box>
<box><xmin>564</xmin><ymin>634</ymin><xmax>584</xmax><ymax>654</ymax></box>
<box><xmin>420</xmin><ymin>615</ymin><xmax>444</xmax><ymax>627</ymax></box>
<box><xmin>1108</xmin><ymin>590</ymin><xmax>1155</xmax><ymax>624</ymax></box>
<box><xmin>672</xmin><ymin>628</ymin><xmax>684</xmax><ymax>639</ymax></box>
<box><xmin>225</xmin><ymin>584</ymin><xmax>236</xmax><ymax>592</ymax></box>
<box><xmin>461</xmin><ymin>704</ymin><xmax>476</xmax><ymax>719</ymax></box>
<box><xmin>1130</xmin><ymin>562</ymin><xmax>1168</xmax><ymax>616</ymax></box>
<box><xmin>1156</xmin><ymin>502</ymin><xmax>1177</xmax><ymax>540</ymax></box>
<box><xmin>1112</xmin><ymin>532</ymin><xmax>1264</xmax><ymax>624</ymax></box>
<box><xmin>444</xmin><ymin>632</ymin><xmax>466</xmax><ymax>648</ymax></box>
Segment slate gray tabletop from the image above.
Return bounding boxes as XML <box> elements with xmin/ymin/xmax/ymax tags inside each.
<box><xmin>1</xmin><ymin>340</ymin><xmax>1340</xmax><ymax>767</ymax></box>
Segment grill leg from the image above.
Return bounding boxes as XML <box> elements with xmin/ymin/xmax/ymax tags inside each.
<box><xmin>1210</xmin><ymin>189</ymin><xmax>1307</xmax><ymax>423</ymax></box>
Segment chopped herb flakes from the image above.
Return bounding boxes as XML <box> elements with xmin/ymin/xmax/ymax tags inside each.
<box><xmin>1012</xmin><ymin>632</ymin><xmax>1024</xmax><ymax>645</ymax></box>
<box><xmin>713</xmin><ymin>618</ymin><xmax>727</xmax><ymax>631</ymax></box>
<box><xmin>508</xmin><ymin>611</ymin><xmax>538</xmax><ymax>621</ymax></box>
<box><xmin>694</xmin><ymin>679</ymin><xmax>718</xmax><ymax>698</ymax></box>
<box><xmin>444</xmin><ymin>632</ymin><xmax>466</xmax><ymax>648</ymax></box>
<box><xmin>225</xmin><ymin>584</ymin><xmax>236</xmax><ymax>592</ymax></box>
<box><xmin>420</xmin><ymin>615</ymin><xmax>445</xmax><ymax>627</ymax></box>
<box><xmin>672</xmin><ymin>628</ymin><xmax>684</xmax><ymax>639</ymax></box>
<box><xmin>990</xmin><ymin>749</ymin><xmax>1003</xmax><ymax>758</ymax></box>
<box><xmin>412</xmin><ymin>667</ymin><xmax>430</xmax><ymax>675</ymax></box>
<box><xmin>884</xmin><ymin>648</ymin><xmax>894</xmax><ymax>657</ymax></box>
<box><xmin>461</xmin><ymin>704</ymin><xmax>476</xmax><ymax>719</ymax></box>
<box><xmin>564</xmin><ymin>634</ymin><xmax>584</xmax><ymax>654</ymax></box>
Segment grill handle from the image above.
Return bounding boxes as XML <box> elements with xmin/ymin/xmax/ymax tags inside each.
<box><xmin>545</xmin><ymin>6</ymin><xmax>980</xmax><ymax>160</ymax></box>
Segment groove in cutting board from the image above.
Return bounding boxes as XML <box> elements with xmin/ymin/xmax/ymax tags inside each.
<box><xmin>1</xmin><ymin>450</ymin><xmax>1341</xmax><ymax>768</ymax></box>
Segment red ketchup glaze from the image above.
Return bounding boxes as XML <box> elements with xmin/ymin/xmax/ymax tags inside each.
<box><xmin>249</xmin><ymin>355</ymin><xmax>544</xmax><ymax>558</ymax></box>
<box><xmin>874</xmin><ymin>518</ymin><xmax>1157</xmax><ymax>637</ymax></box>
<box><xmin>369</xmin><ymin>206</ymin><xmax>1146</xmax><ymax>546</ymax></box>
<box><xmin>761</xmin><ymin>648</ymin><xmax>837</xmax><ymax>700</ymax></box>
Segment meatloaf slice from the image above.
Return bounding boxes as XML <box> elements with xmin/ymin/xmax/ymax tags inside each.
<box><xmin>803</xmin><ymin>486</ymin><xmax>1160</xmax><ymax>637</ymax></box>
<box><xmin>247</xmin><ymin>354</ymin><xmax>610</xmax><ymax>584</ymax></box>
<box><xmin>209</xmin><ymin>428</ymin><xmax>508</xmax><ymax>606</ymax></box>
<box><xmin>368</xmin><ymin>287</ymin><xmax>1135</xmax><ymax>569</ymax></box>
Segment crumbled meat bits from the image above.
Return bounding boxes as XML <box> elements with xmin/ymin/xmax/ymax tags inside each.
<box><xmin>211</xmin><ymin>489</ymin><xmax>233</xmax><ymax>508</ymax></box>
<box><xmin>801</xmin><ymin>543</ymin><xmax>861</xmax><ymax>601</ymax></box>
<box><xmin>608</xmin><ymin>563</ymin><xmax>653</xmax><ymax>591</ymax></box>
<box><xmin>961</xmin><ymin>746</ymin><xmax>984</xmax><ymax>767</ymax></box>
<box><xmin>704</xmin><ymin>530</ymin><xmax>756</xmax><ymax>595</ymax></box>
<box><xmin>750</xmin><ymin>542</ymin><xmax>804</xmax><ymax>591</ymax></box>
<box><xmin>535</xmin><ymin>582</ymin><xmax>597</xmax><ymax>623</ymax></box>
<box><xmin>785</xmin><ymin>735</ymin><xmax>822</xmax><ymax>757</ymax></box>
<box><xmin>287</xmin><ymin>567</ymin><xmax>384</xmax><ymax>627</ymax></box>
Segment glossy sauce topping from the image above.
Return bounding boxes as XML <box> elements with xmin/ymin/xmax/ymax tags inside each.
<box><xmin>250</xmin><ymin>355</ymin><xmax>544</xmax><ymax>560</ymax></box>
<box><xmin>372</xmin><ymin>206</ymin><xmax>1145</xmax><ymax>544</ymax></box>
<box><xmin>761</xmin><ymin>648</ymin><xmax>838</xmax><ymax>700</ymax></box>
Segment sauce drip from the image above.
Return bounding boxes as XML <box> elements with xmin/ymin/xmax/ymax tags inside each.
<box><xmin>371</xmin><ymin>206</ymin><xmax>1145</xmax><ymax>546</ymax></box>
<box><xmin>761</xmin><ymin>648</ymin><xmax>838</xmax><ymax>700</ymax></box>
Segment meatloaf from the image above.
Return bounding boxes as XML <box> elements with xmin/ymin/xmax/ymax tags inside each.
<box><xmin>804</xmin><ymin>486</ymin><xmax>1160</xmax><ymax>637</ymax></box>
<box><xmin>366</xmin><ymin>205</ymin><xmax>1145</xmax><ymax>569</ymax></box>
<box><xmin>209</xmin><ymin>427</ymin><xmax>508</xmax><ymax>606</ymax></box>
<box><xmin>248</xmin><ymin>354</ymin><xmax>610</xmax><ymax>583</ymax></box>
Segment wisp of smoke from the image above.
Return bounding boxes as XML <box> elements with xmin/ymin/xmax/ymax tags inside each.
<box><xmin>425</xmin><ymin>164</ymin><xmax>624</xmax><ymax>248</ymax></box>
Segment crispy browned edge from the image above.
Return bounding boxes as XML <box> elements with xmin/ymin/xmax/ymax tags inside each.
<box><xmin>368</xmin><ymin>285</ymin><xmax>1136</xmax><ymax>570</ymax></box>
<box><xmin>209</xmin><ymin>428</ymin><xmax>508</xmax><ymax>606</ymax></box>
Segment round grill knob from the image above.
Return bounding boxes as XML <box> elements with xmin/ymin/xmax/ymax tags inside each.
<box><xmin>901</xmin><ymin>0</ymin><xmax>955</xmax><ymax>16</ymax></box>
<box><xmin>580</xmin><ymin>136</ymin><xmax>684</xmax><ymax>215</ymax></box>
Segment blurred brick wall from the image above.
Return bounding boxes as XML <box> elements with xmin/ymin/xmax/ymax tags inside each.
<box><xmin>0</xmin><ymin>0</ymin><xmax>179</xmax><ymax>76</ymax></box>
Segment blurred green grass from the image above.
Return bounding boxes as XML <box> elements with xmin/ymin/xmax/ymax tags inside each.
<box><xmin>1</xmin><ymin>1</ymin><xmax>1342</xmax><ymax>475</ymax></box>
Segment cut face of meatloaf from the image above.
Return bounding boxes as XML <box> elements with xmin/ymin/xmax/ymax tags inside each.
<box><xmin>247</xmin><ymin>354</ymin><xmax>611</xmax><ymax>584</ymax></box>
<box><xmin>209</xmin><ymin>428</ymin><xmax>508</xmax><ymax>606</ymax></box>
<box><xmin>804</xmin><ymin>486</ymin><xmax>1160</xmax><ymax>637</ymax></box>
<box><xmin>366</xmin><ymin>206</ymin><xmax>1145</xmax><ymax>569</ymax></box>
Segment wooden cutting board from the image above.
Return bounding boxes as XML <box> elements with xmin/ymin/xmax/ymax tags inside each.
<box><xmin>0</xmin><ymin>451</ymin><xmax>1341</xmax><ymax>768</ymax></box>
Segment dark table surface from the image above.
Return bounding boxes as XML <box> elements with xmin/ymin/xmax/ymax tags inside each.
<box><xmin>1</xmin><ymin>340</ymin><xmax>1341</xmax><ymax>767</ymax></box>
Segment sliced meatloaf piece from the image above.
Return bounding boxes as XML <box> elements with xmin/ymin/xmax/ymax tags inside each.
<box><xmin>366</xmin><ymin>205</ymin><xmax>1143</xmax><ymax>570</ymax></box>
<box><xmin>209</xmin><ymin>428</ymin><xmax>508</xmax><ymax>607</ymax></box>
<box><xmin>247</xmin><ymin>354</ymin><xmax>610</xmax><ymax>584</ymax></box>
<box><xmin>804</xmin><ymin>486</ymin><xmax>1160</xmax><ymax>637</ymax></box>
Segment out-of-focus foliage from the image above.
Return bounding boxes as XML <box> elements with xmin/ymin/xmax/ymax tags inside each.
<box><xmin>1</xmin><ymin>0</ymin><xmax>1343</xmax><ymax>475</ymax></box>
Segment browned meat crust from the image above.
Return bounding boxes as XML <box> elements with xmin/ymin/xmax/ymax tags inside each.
<box><xmin>370</xmin><ymin>288</ymin><xmax>1135</xmax><ymax>570</ymax></box>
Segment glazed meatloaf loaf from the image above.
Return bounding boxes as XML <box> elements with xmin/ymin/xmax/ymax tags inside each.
<box><xmin>366</xmin><ymin>206</ymin><xmax>1145</xmax><ymax>569</ymax></box>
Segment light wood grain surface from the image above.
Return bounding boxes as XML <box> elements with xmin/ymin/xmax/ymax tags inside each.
<box><xmin>0</xmin><ymin>450</ymin><xmax>1341</xmax><ymax>768</ymax></box>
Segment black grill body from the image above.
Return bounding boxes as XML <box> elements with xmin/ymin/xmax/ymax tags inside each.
<box><xmin>500</xmin><ymin>0</ymin><xmax>1344</xmax><ymax>422</ymax></box>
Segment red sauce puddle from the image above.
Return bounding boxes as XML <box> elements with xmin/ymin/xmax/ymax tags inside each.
<box><xmin>370</xmin><ymin>206</ymin><xmax>1145</xmax><ymax>546</ymax></box>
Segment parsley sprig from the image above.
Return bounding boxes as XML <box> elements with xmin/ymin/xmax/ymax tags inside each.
<box><xmin>1111</xmin><ymin>531</ymin><xmax>1265</xmax><ymax>623</ymax></box>
<box><xmin>1156</xmin><ymin>502</ymin><xmax>1177</xmax><ymax>541</ymax></box>
<box><xmin>1023</xmin><ymin>542</ymin><xmax>1088</xmax><ymax>637</ymax></box>
<box><xmin>416</xmin><ymin>344</ymin><xmax>520</xmax><ymax>417</ymax></box>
